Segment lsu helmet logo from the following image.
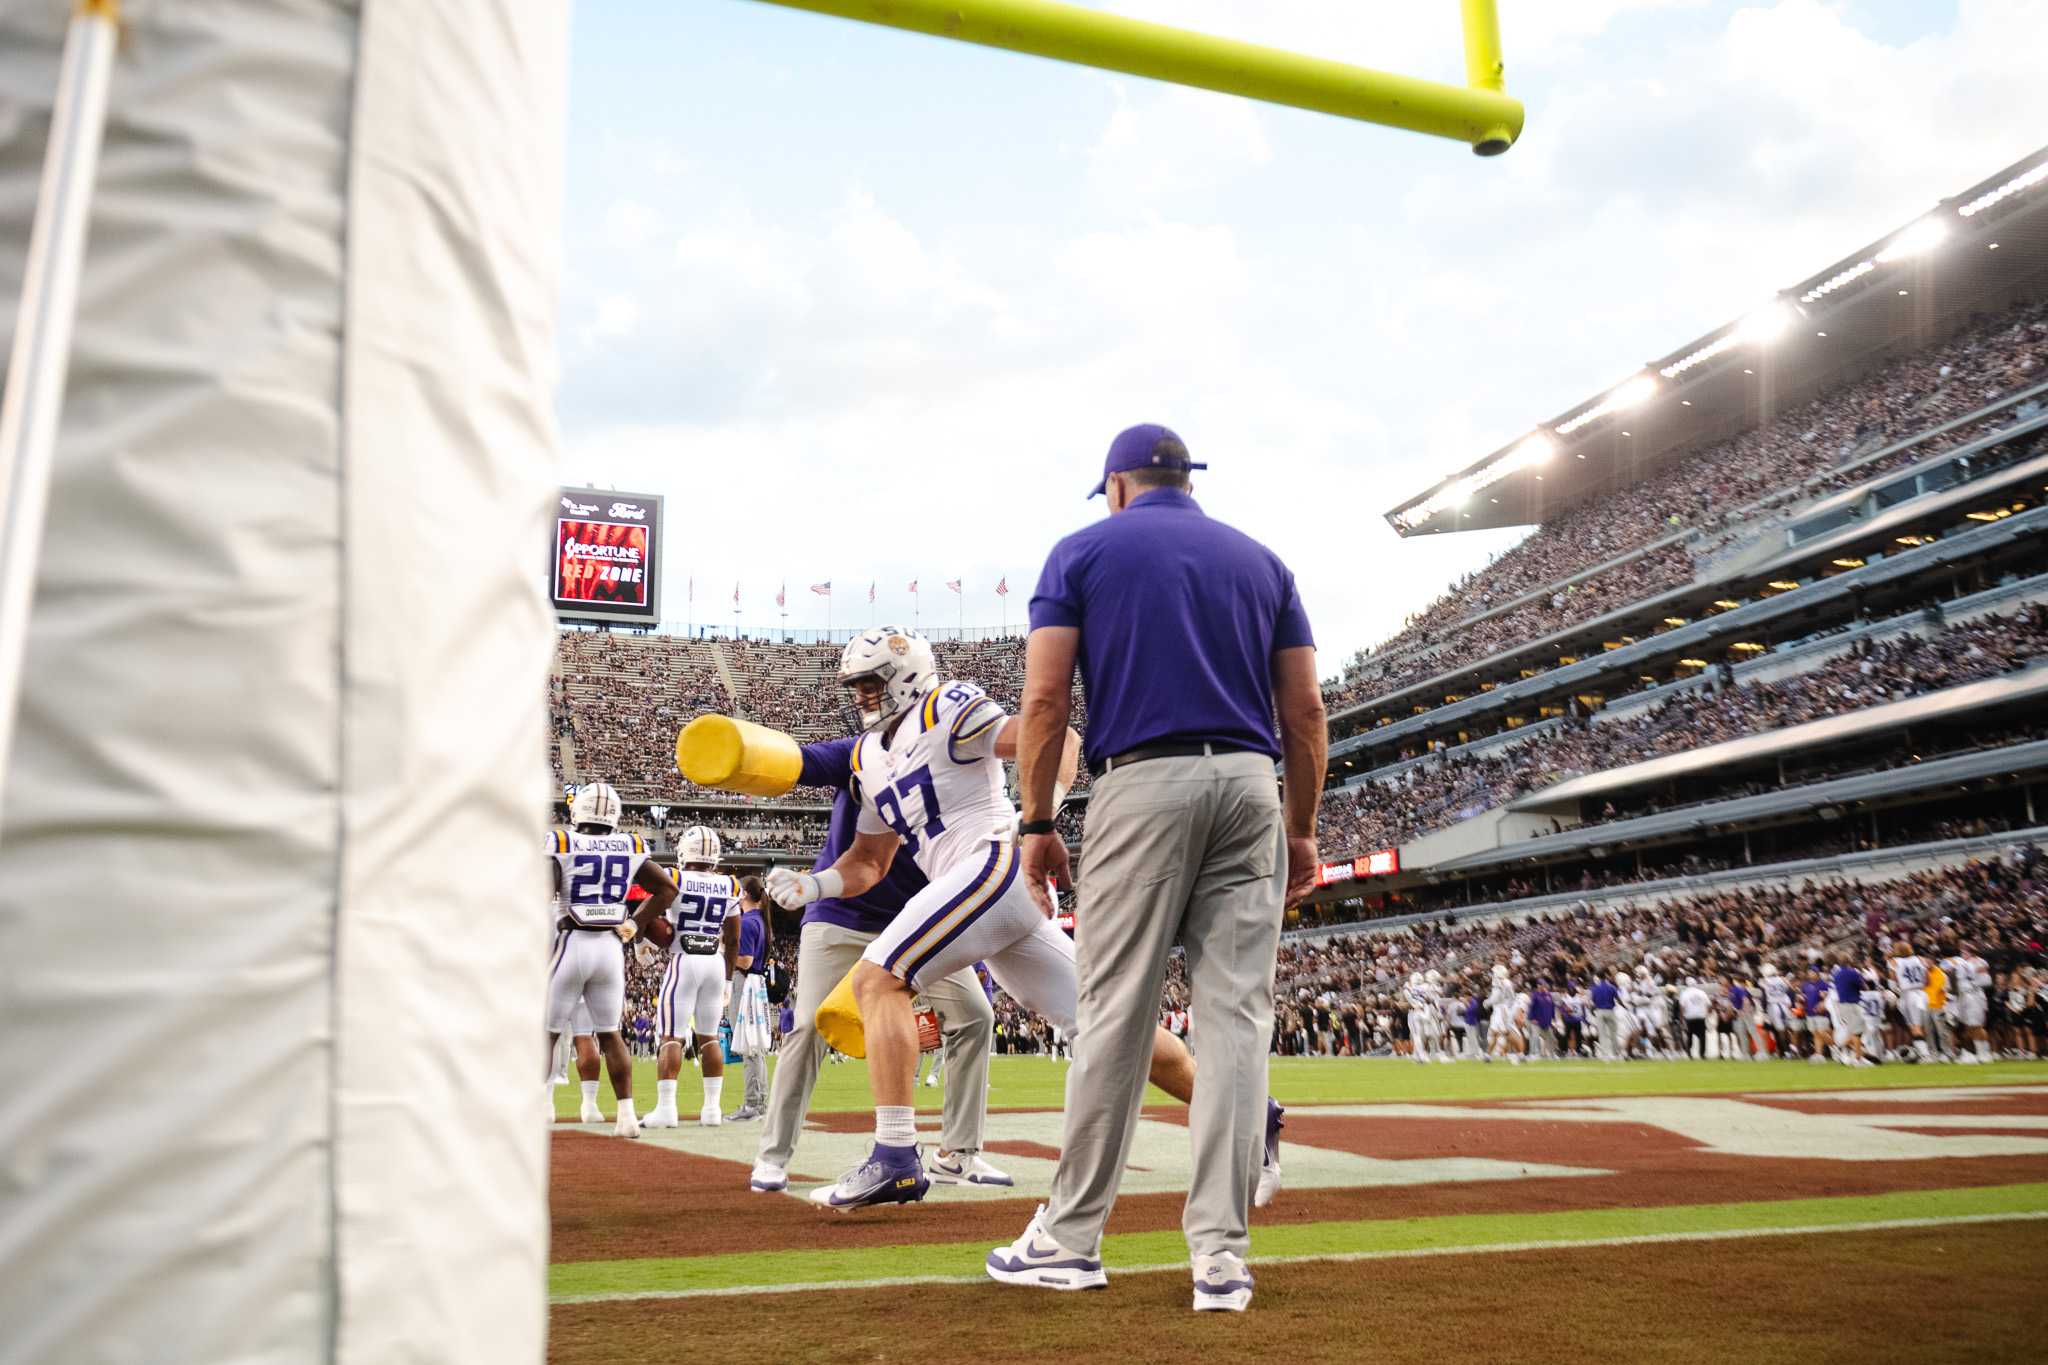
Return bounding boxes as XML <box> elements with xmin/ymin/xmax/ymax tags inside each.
<box><xmin>887</xmin><ymin>635</ymin><xmax>910</xmax><ymax>656</ymax></box>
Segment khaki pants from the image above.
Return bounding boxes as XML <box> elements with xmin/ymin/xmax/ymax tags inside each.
<box><xmin>1042</xmin><ymin>751</ymin><xmax>1285</xmax><ymax>1262</ymax></box>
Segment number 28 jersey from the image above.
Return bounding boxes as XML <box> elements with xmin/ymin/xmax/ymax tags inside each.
<box><xmin>850</xmin><ymin>680</ymin><xmax>1009</xmax><ymax>882</ymax></box>
<box><xmin>547</xmin><ymin>828</ymin><xmax>651</xmax><ymax>928</ymax></box>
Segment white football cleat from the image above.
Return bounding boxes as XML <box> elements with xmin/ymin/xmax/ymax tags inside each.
<box><xmin>1192</xmin><ymin>1252</ymin><xmax>1253</xmax><ymax>1312</ymax></box>
<box><xmin>578</xmin><ymin>1098</ymin><xmax>605</xmax><ymax>1124</ymax></box>
<box><xmin>748</xmin><ymin>1161</ymin><xmax>787</xmax><ymax>1193</ymax></box>
<box><xmin>700</xmin><ymin>1103</ymin><xmax>723</xmax><ymax>1127</ymax></box>
<box><xmin>613</xmin><ymin>1107</ymin><xmax>641</xmax><ymax>1140</ymax></box>
<box><xmin>640</xmin><ymin>1107</ymin><xmax>680</xmax><ymax>1129</ymax></box>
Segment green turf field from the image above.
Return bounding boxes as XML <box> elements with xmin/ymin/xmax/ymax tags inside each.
<box><xmin>555</xmin><ymin>1052</ymin><xmax>2048</xmax><ymax>1119</ymax></box>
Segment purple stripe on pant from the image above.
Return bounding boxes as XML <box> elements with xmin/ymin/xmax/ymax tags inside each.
<box><xmin>901</xmin><ymin>848</ymin><xmax>1019</xmax><ymax>989</ymax></box>
<box><xmin>882</xmin><ymin>839</ymin><xmax>1004</xmax><ymax>973</ymax></box>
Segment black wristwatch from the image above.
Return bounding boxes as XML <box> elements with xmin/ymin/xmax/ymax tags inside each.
<box><xmin>1017</xmin><ymin>819</ymin><xmax>1057</xmax><ymax>836</ymax></box>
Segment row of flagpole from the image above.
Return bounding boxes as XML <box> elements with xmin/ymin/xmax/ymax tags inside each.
<box><xmin>692</xmin><ymin>575</ymin><xmax>1010</xmax><ymax>636</ymax></box>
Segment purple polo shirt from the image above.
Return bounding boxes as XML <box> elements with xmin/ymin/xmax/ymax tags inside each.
<box><xmin>736</xmin><ymin>910</ymin><xmax>766</xmax><ymax>973</ymax></box>
<box><xmin>1831</xmin><ymin>965</ymin><xmax>1861</xmax><ymax>1005</ymax></box>
<box><xmin>1029</xmin><ymin>488</ymin><xmax>1313</xmax><ymax>760</ymax></box>
<box><xmin>1529</xmin><ymin>989</ymin><xmax>1555</xmax><ymax>1028</ymax></box>
<box><xmin>798</xmin><ymin>738</ymin><xmax>928</xmax><ymax>934</ymax></box>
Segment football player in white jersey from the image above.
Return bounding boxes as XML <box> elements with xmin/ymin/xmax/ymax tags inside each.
<box><xmin>1404</xmin><ymin>973</ymin><xmax>1436</xmax><ymax>1064</ymax></box>
<box><xmin>1485</xmin><ymin>965</ymin><xmax>1520</xmax><ymax>1063</ymax></box>
<box><xmin>768</xmin><ymin>627</ymin><xmax>1225</xmax><ymax>1213</ymax></box>
<box><xmin>1889</xmin><ymin>939</ymin><xmax>1935</xmax><ymax>1062</ymax></box>
<box><xmin>547</xmin><ymin>781</ymin><xmax>677</xmax><ymax>1137</ymax></box>
<box><xmin>1947</xmin><ymin>940</ymin><xmax>1994</xmax><ymax>1064</ymax></box>
<box><xmin>1760</xmin><ymin>963</ymin><xmax>1792</xmax><ymax>1058</ymax></box>
<box><xmin>644</xmin><ymin>826</ymin><xmax>744</xmax><ymax>1127</ymax></box>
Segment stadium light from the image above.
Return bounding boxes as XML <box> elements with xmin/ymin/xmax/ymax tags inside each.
<box><xmin>1958</xmin><ymin>161</ymin><xmax>2048</xmax><ymax>217</ymax></box>
<box><xmin>1875</xmin><ymin>217</ymin><xmax>1948</xmax><ymax>263</ymax></box>
<box><xmin>1555</xmin><ymin>374</ymin><xmax>1656</xmax><ymax>435</ymax></box>
<box><xmin>1737</xmin><ymin>300</ymin><xmax>1792</xmax><ymax>344</ymax></box>
<box><xmin>1799</xmin><ymin>259</ymin><xmax>1875</xmax><ymax>304</ymax></box>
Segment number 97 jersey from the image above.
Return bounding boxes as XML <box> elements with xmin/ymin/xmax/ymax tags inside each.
<box><xmin>548</xmin><ymin>827</ymin><xmax>651</xmax><ymax>928</ymax></box>
<box><xmin>850</xmin><ymin>679</ymin><xmax>1009</xmax><ymax>881</ymax></box>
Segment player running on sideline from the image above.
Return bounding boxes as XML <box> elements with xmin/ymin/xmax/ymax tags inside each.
<box><xmin>644</xmin><ymin>826</ymin><xmax>742</xmax><ymax>1128</ymax></box>
<box><xmin>546</xmin><ymin>781</ymin><xmax>676</xmax><ymax>1137</ymax></box>
<box><xmin>767</xmin><ymin>627</ymin><xmax>1279</xmax><ymax>1212</ymax></box>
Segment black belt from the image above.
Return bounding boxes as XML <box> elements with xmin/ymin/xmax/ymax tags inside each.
<box><xmin>557</xmin><ymin>916</ymin><xmax>618</xmax><ymax>933</ymax></box>
<box><xmin>1088</xmin><ymin>739</ymin><xmax>1261</xmax><ymax>779</ymax></box>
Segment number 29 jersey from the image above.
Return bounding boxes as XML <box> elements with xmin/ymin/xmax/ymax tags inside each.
<box><xmin>850</xmin><ymin>680</ymin><xmax>1010</xmax><ymax>882</ymax></box>
<box><xmin>547</xmin><ymin>827</ymin><xmax>651</xmax><ymax>928</ymax></box>
<box><xmin>668</xmin><ymin>869</ymin><xmax>741</xmax><ymax>953</ymax></box>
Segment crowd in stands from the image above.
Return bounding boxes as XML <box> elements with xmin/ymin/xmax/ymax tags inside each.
<box><xmin>1326</xmin><ymin>296</ymin><xmax>2048</xmax><ymax>711</ymax></box>
<box><xmin>1316</xmin><ymin>605</ymin><xmax>2048</xmax><ymax>859</ymax></box>
<box><xmin>1261</xmin><ymin>848</ymin><xmax>2048</xmax><ymax>1059</ymax></box>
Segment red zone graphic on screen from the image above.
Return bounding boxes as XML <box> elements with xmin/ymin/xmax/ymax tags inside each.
<box><xmin>555</xmin><ymin>519</ymin><xmax>649</xmax><ymax>605</ymax></box>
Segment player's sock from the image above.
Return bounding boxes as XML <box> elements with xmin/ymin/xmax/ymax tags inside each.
<box><xmin>581</xmin><ymin>1080</ymin><xmax>600</xmax><ymax>1106</ymax></box>
<box><xmin>1915</xmin><ymin>1039</ymin><xmax>1931</xmax><ymax>1060</ymax></box>
<box><xmin>616</xmin><ymin>1094</ymin><xmax>635</xmax><ymax>1119</ymax></box>
<box><xmin>875</xmin><ymin>1105</ymin><xmax>916</xmax><ymax>1150</ymax></box>
<box><xmin>1976</xmin><ymin>1041</ymin><xmax>1992</xmax><ymax>1062</ymax></box>
<box><xmin>656</xmin><ymin>1079</ymin><xmax>677</xmax><ymax>1111</ymax></box>
<box><xmin>702</xmin><ymin>1076</ymin><xmax>723</xmax><ymax>1107</ymax></box>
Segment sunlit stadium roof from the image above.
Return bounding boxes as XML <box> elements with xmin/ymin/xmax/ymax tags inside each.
<box><xmin>1387</xmin><ymin>145</ymin><xmax>2048</xmax><ymax>536</ymax></box>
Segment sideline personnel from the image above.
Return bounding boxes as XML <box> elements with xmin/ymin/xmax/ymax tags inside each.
<box><xmin>994</xmin><ymin>424</ymin><xmax>1324</xmax><ymax>1313</ymax></box>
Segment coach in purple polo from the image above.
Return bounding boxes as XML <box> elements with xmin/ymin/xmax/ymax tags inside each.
<box><xmin>999</xmin><ymin>423</ymin><xmax>1326</xmax><ymax>1313</ymax></box>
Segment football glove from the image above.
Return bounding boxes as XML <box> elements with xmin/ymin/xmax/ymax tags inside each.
<box><xmin>766</xmin><ymin>865</ymin><xmax>843</xmax><ymax>910</ymax></box>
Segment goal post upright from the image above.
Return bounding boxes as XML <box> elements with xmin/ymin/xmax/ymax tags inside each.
<box><xmin>747</xmin><ymin>0</ymin><xmax>1523</xmax><ymax>155</ymax></box>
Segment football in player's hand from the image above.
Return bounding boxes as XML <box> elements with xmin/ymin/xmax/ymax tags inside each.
<box><xmin>644</xmin><ymin>916</ymin><xmax>675</xmax><ymax>949</ymax></box>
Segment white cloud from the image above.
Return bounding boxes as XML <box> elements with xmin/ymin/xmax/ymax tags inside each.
<box><xmin>560</xmin><ymin>0</ymin><xmax>2048</xmax><ymax>670</ymax></box>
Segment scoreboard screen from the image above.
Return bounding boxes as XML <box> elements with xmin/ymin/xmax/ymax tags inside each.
<box><xmin>552</xmin><ymin>488</ymin><xmax>663</xmax><ymax>625</ymax></box>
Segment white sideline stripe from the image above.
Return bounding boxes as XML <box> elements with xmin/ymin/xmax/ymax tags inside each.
<box><xmin>552</xmin><ymin>1209</ymin><xmax>2048</xmax><ymax>1305</ymax></box>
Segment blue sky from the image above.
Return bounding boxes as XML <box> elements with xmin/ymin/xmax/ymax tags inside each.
<box><xmin>558</xmin><ymin>0</ymin><xmax>2040</xmax><ymax>668</ymax></box>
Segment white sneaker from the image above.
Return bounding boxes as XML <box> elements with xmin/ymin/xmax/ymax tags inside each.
<box><xmin>985</xmin><ymin>1206</ymin><xmax>1106</xmax><ymax>1290</ymax></box>
<box><xmin>641</xmin><ymin>1106</ymin><xmax>680</xmax><ymax>1129</ymax></box>
<box><xmin>613</xmin><ymin>1107</ymin><xmax>640</xmax><ymax>1140</ymax></box>
<box><xmin>1192</xmin><ymin>1252</ymin><xmax>1253</xmax><ymax>1312</ymax></box>
<box><xmin>700</xmin><ymin>1103</ymin><xmax>723</xmax><ymax>1127</ymax></box>
<box><xmin>929</xmin><ymin>1150</ymin><xmax>1015</xmax><ymax>1186</ymax></box>
<box><xmin>749</xmin><ymin>1160</ymin><xmax>787</xmax><ymax>1193</ymax></box>
<box><xmin>578</xmin><ymin>1098</ymin><xmax>605</xmax><ymax>1124</ymax></box>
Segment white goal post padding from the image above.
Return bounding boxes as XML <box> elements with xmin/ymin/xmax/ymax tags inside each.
<box><xmin>0</xmin><ymin>3</ymin><xmax>566</xmax><ymax>1361</ymax></box>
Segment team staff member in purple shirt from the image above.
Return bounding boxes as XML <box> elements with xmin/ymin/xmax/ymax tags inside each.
<box><xmin>726</xmin><ymin>878</ymin><xmax>772</xmax><ymax>1121</ymax></box>
<box><xmin>1007</xmin><ymin>424</ymin><xmax>1324</xmax><ymax>1313</ymax></box>
<box><xmin>747</xmin><ymin>739</ymin><xmax>1008</xmax><ymax>1194</ymax></box>
<box><xmin>1831</xmin><ymin>956</ymin><xmax>1867</xmax><ymax>1066</ymax></box>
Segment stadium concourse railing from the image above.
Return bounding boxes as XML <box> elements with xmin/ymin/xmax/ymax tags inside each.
<box><xmin>1326</xmin><ymin>567</ymin><xmax>2048</xmax><ymax>797</ymax></box>
<box><xmin>1328</xmin><ymin>377</ymin><xmax>2048</xmax><ymax>725</ymax></box>
<box><xmin>1282</xmin><ymin>823</ymin><xmax>2048</xmax><ymax>948</ymax></box>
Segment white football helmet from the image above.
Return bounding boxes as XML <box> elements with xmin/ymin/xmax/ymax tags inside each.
<box><xmin>1761</xmin><ymin>963</ymin><xmax>1779</xmax><ymax>978</ymax></box>
<box><xmin>1492</xmin><ymin>963</ymin><xmax>1510</xmax><ymax>979</ymax></box>
<box><xmin>1408</xmin><ymin>972</ymin><xmax>1424</xmax><ymax>989</ymax></box>
<box><xmin>1425</xmin><ymin>968</ymin><xmax>1442</xmax><ymax>985</ymax></box>
<box><xmin>678</xmin><ymin>825</ymin><xmax>721</xmax><ymax>868</ymax></box>
<box><xmin>569</xmin><ymin>781</ymin><xmax>622</xmax><ymax>832</ymax></box>
<box><xmin>838</xmin><ymin>625</ymin><xmax>938</xmax><ymax>732</ymax></box>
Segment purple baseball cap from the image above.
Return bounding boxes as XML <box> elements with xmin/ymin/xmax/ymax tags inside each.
<box><xmin>1087</xmin><ymin>423</ymin><xmax>1208</xmax><ymax>498</ymax></box>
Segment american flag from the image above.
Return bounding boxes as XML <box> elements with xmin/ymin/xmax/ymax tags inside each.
<box><xmin>868</xmin><ymin>581</ymin><xmax>876</xmax><ymax>604</ymax></box>
<box><xmin>775</xmin><ymin>582</ymin><xmax>785</xmax><ymax>608</ymax></box>
<box><xmin>732</xmin><ymin>582</ymin><xmax>739</xmax><ymax>605</ymax></box>
<box><xmin>995</xmin><ymin>576</ymin><xmax>1009</xmax><ymax>597</ymax></box>
<box><xmin>810</xmin><ymin>581</ymin><xmax>832</xmax><ymax>596</ymax></box>
<box><xmin>907</xmin><ymin>579</ymin><xmax>918</xmax><ymax>593</ymax></box>
<box><xmin>946</xmin><ymin>578</ymin><xmax>962</xmax><ymax>593</ymax></box>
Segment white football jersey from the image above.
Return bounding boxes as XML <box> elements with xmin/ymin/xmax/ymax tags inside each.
<box><xmin>1960</xmin><ymin>955</ymin><xmax>1991</xmax><ymax>998</ymax></box>
<box><xmin>1892</xmin><ymin>954</ymin><xmax>1929</xmax><ymax>991</ymax></box>
<box><xmin>668</xmin><ymin>868</ymin><xmax>741</xmax><ymax>953</ymax></box>
<box><xmin>1405</xmin><ymin>982</ymin><xmax>1434</xmax><ymax>1010</ymax></box>
<box><xmin>850</xmin><ymin>679</ymin><xmax>1010</xmax><ymax>880</ymax></box>
<box><xmin>547</xmin><ymin>827</ymin><xmax>652</xmax><ymax>929</ymax></box>
<box><xmin>1487</xmin><ymin>978</ymin><xmax>1514</xmax><ymax>1010</ymax></box>
<box><xmin>1763</xmin><ymin>976</ymin><xmax>1791</xmax><ymax>1006</ymax></box>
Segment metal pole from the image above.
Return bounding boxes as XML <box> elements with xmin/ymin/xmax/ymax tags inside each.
<box><xmin>0</xmin><ymin>1</ymin><xmax>121</xmax><ymax>828</ymax></box>
<box><xmin>749</xmin><ymin>0</ymin><xmax>1521</xmax><ymax>154</ymax></box>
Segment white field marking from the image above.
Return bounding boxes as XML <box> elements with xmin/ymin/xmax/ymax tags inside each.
<box><xmin>1304</xmin><ymin>1094</ymin><xmax>2048</xmax><ymax>1161</ymax></box>
<box><xmin>620</xmin><ymin>1111</ymin><xmax>1608</xmax><ymax>1202</ymax></box>
<box><xmin>551</xmin><ymin>1210</ymin><xmax>2048</xmax><ymax>1304</ymax></box>
<box><xmin>1736</xmin><ymin>1085</ymin><xmax>2048</xmax><ymax>1104</ymax></box>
